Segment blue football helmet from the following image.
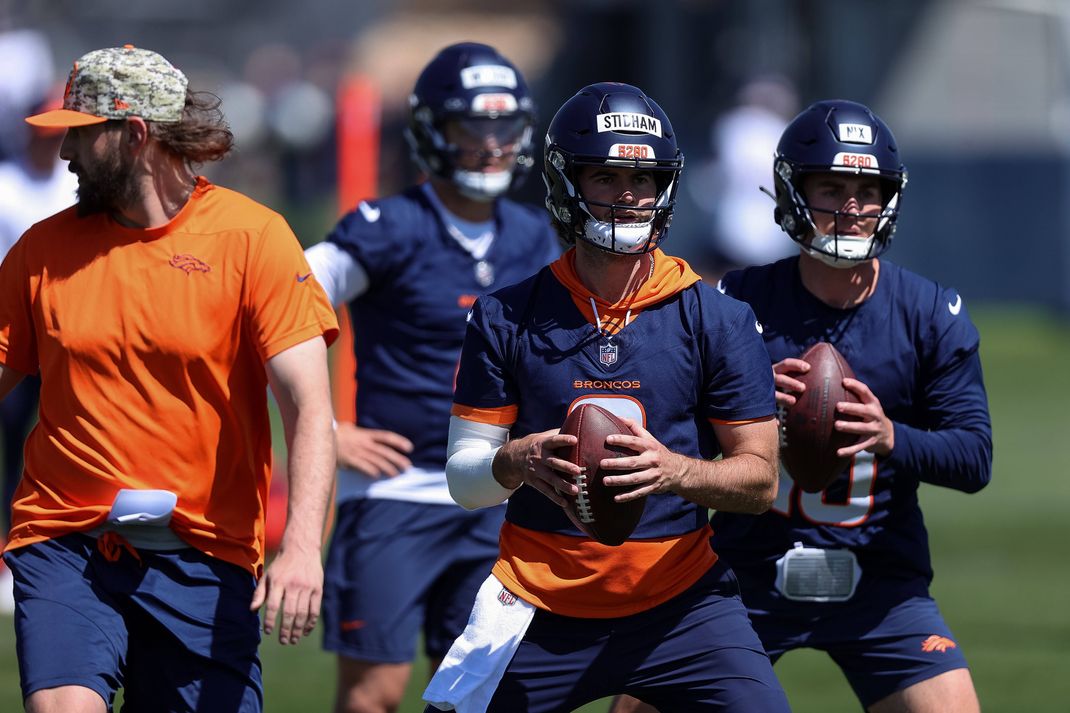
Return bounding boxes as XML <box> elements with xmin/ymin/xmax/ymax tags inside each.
<box><xmin>543</xmin><ymin>82</ymin><xmax>684</xmax><ymax>254</ymax></box>
<box><xmin>771</xmin><ymin>99</ymin><xmax>907</xmax><ymax>266</ymax></box>
<box><xmin>406</xmin><ymin>42</ymin><xmax>536</xmax><ymax>201</ymax></box>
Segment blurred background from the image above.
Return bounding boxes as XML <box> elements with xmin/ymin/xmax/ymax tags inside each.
<box><xmin>3</xmin><ymin>0</ymin><xmax>1070</xmax><ymax>302</ymax></box>
<box><xmin>0</xmin><ymin>0</ymin><xmax>1068</xmax><ymax>711</ymax></box>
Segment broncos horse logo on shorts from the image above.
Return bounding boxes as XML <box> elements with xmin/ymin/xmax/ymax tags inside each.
<box><xmin>920</xmin><ymin>635</ymin><xmax>957</xmax><ymax>653</ymax></box>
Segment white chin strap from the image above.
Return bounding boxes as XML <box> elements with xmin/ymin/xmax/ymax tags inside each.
<box><xmin>582</xmin><ymin>216</ymin><xmax>655</xmax><ymax>254</ymax></box>
<box><xmin>579</xmin><ymin>187</ymin><xmax>672</xmax><ymax>254</ymax></box>
<box><xmin>454</xmin><ymin>169</ymin><xmax>513</xmax><ymax>202</ymax></box>
<box><xmin>803</xmin><ymin>230</ymin><xmax>875</xmax><ymax>268</ymax></box>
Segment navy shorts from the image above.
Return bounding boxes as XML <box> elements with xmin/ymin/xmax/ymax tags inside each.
<box><xmin>322</xmin><ymin>498</ymin><xmax>502</xmax><ymax>663</ymax></box>
<box><xmin>481</xmin><ymin>561</ymin><xmax>789</xmax><ymax>713</ymax></box>
<box><xmin>4</xmin><ymin>533</ymin><xmax>262</xmax><ymax>712</ymax></box>
<box><xmin>736</xmin><ymin>568</ymin><xmax>969</xmax><ymax>707</ymax></box>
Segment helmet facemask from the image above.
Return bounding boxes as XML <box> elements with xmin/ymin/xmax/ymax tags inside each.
<box><xmin>545</xmin><ymin>148</ymin><xmax>682</xmax><ymax>255</ymax></box>
<box><xmin>801</xmin><ymin>189</ymin><xmax>901</xmax><ymax>267</ymax></box>
<box><xmin>772</xmin><ymin>157</ymin><xmax>906</xmax><ymax>268</ymax></box>
<box><xmin>444</xmin><ymin>117</ymin><xmax>534</xmax><ymax>202</ymax></box>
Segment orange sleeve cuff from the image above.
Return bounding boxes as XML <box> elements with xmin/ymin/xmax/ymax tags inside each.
<box><xmin>451</xmin><ymin>403</ymin><xmax>518</xmax><ymax>426</ymax></box>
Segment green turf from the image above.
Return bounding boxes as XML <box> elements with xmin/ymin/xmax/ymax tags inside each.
<box><xmin>2</xmin><ymin>305</ymin><xmax>1068</xmax><ymax>712</ymax></box>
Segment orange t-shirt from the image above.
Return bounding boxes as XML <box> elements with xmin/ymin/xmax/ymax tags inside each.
<box><xmin>0</xmin><ymin>178</ymin><xmax>338</xmax><ymax>575</ymax></box>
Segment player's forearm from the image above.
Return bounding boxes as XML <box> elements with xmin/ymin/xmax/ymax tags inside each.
<box><xmin>671</xmin><ymin>451</ymin><xmax>778</xmax><ymax>514</ymax></box>
<box><xmin>278</xmin><ymin>405</ymin><xmax>336</xmax><ymax>552</ymax></box>
<box><xmin>491</xmin><ymin>437</ymin><xmax>530</xmax><ymax>491</ymax></box>
<box><xmin>890</xmin><ymin>347</ymin><xmax>992</xmax><ymax>492</ymax></box>
<box><xmin>888</xmin><ymin>422</ymin><xmax>992</xmax><ymax>493</ymax></box>
<box><xmin>266</xmin><ymin>338</ymin><xmax>336</xmax><ymax>552</ymax></box>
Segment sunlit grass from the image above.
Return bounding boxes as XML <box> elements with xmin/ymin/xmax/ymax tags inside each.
<box><xmin>2</xmin><ymin>306</ymin><xmax>1067</xmax><ymax>712</ymax></box>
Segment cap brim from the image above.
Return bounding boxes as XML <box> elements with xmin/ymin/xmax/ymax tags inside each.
<box><xmin>25</xmin><ymin>109</ymin><xmax>108</xmax><ymax>128</ymax></box>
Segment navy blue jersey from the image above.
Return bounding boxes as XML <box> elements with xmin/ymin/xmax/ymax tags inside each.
<box><xmin>457</xmin><ymin>259</ymin><xmax>774</xmax><ymax>540</ymax></box>
<box><xmin>327</xmin><ymin>186</ymin><xmax>558</xmax><ymax>472</ymax></box>
<box><xmin>711</xmin><ymin>257</ymin><xmax>992</xmax><ymax>582</ymax></box>
<box><xmin>452</xmin><ymin>252</ymin><xmax>776</xmax><ymax>617</ymax></box>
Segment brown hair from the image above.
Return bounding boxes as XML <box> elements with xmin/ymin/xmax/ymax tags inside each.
<box><xmin>148</xmin><ymin>90</ymin><xmax>235</xmax><ymax>164</ymax></box>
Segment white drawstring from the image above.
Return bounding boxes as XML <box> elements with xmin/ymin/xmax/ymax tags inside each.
<box><xmin>590</xmin><ymin>297</ymin><xmax>631</xmax><ymax>338</ymax></box>
<box><xmin>587</xmin><ymin>253</ymin><xmax>651</xmax><ymax>338</ymax></box>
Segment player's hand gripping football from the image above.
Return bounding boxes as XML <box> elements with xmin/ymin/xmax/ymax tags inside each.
<box><xmin>600</xmin><ymin>418</ymin><xmax>685</xmax><ymax>500</ymax></box>
<box><xmin>773</xmin><ymin>358</ymin><xmax>895</xmax><ymax>458</ymax></box>
<box><xmin>492</xmin><ymin>428</ymin><xmax>582</xmax><ymax>507</ymax></box>
<box><xmin>335</xmin><ymin>421</ymin><xmax>413</xmax><ymax>478</ymax></box>
<box><xmin>836</xmin><ymin>378</ymin><xmax>895</xmax><ymax>457</ymax></box>
<box><xmin>771</xmin><ymin>357</ymin><xmax>811</xmax><ymax>408</ymax></box>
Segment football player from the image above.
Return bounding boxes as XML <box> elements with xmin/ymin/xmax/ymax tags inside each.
<box><xmin>705</xmin><ymin>100</ymin><xmax>990</xmax><ymax>712</ymax></box>
<box><xmin>304</xmin><ymin>43</ymin><xmax>559</xmax><ymax>713</ymax></box>
<box><xmin>422</xmin><ymin>82</ymin><xmax>790</xmax><ymax>712</ymax></box>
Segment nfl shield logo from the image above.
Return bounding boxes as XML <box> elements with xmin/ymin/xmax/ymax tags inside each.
<box><xmin>497</xmin><ymin>588</ymin><xmax>517</xmax><ymax>606</ymax></box>
<box><xmin>599</xmin><ymin>342</ymin><xmax>618</xmax><ymax>365</ymax></box>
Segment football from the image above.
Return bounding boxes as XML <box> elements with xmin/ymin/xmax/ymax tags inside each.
<box><xmin>780</xmin><ymin>342</ymin><xmax>862</xmax><ymax>493</ymax></box>
<box><xmin>556</xmin><ymin>404</ymin><xmax>646</xmax><ymax>546</ymax></box>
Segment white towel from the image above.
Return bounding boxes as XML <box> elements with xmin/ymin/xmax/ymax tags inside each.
<box><xmin>423</xmin><ymin>574</ymin><xmax>536</xmax><ymax>712</ymax></box>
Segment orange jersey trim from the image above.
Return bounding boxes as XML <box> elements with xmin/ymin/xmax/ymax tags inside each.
<box><xmin>451</xmin><ymin>403</ymin><xmax>518</xmax><ymax>426</ymax></box>
<box><xmin>492</xmin><ymin>521</ymin><xmax>717</xmax><ymax>618</ymax></box>
<box><xmin>548</xmin><ymin>248</ymin><xmax>701</xmax><ymax>334</ymax></box>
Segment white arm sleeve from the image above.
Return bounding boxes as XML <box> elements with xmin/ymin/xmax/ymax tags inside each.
<box><xmin>304</xmin><ymin>241</ymin><xmax>370</xmax><ymax>306</ymax></box>
<box><xmin>446</xmin><ymin>416</ymin><xmax>516</xmax><ymax>510</ymax></box>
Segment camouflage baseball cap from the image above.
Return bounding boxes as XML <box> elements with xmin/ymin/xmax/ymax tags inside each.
<box><xmin>25</xmin><ymin>44</ymin><xmax>187</xmax><ymax>128</ymax></box>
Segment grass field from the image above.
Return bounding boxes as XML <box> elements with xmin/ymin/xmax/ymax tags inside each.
<box><xmin>1</xmin><ymin>305</ymin><xmax>1068</xmax><ymax>712</ymax></box>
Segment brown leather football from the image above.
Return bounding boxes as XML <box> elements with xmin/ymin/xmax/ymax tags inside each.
<box><xmin>556</xmin><ymin>404</ymin><xmax>646</xmax><ymax>546</ymax></box>
<box><xmin>780</xmin><ymin>342</ymin><xmax>862</xmax><ymax>493</ymax></box>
